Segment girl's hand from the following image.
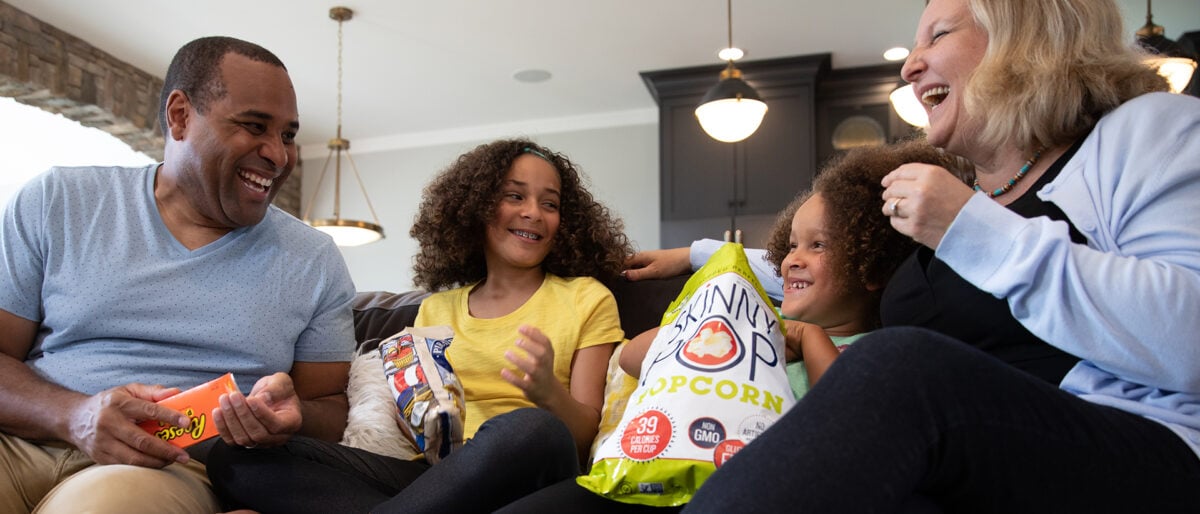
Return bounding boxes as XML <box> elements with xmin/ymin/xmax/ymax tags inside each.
<box><xmin>781</xmin><ymin>320</ymin><xmax>838</xmax><ymax>387</ymax></box>
<box><xmin>501</xmin><ymin>324</ymin><xmax>564</xmax><ymax>407</ymax></box>
<box><xmin>881</xmin><ymin>163</ymin><xmax>976</xmax><ymax>249</ymax></box>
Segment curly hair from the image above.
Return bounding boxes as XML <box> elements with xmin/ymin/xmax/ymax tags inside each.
<box><xmin>409</xmin><ymin>139</ymin><xmax>633</xmax><ymax>291</ymax></box>
<box><xmin>158</xmin><ymin>36</ymin><xmax>287</xmax><ymax>138</ymax></box>
<box><xmin>764</xmin><ymin>139</ymin><xmax>972</xmax><ymax>327</ymax></box>
<box><xmin>964</xmin><ymin>0</ymin><xmax>1167</xmax><ymax>153</ymax></box>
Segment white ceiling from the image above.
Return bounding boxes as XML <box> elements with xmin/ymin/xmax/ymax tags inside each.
<box><xmin>7</xmin><ymin>0</ymin><xmax>1199</xmax><ymax>151</ymax></box>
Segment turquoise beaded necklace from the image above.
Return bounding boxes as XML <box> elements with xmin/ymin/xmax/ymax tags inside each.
<box><xmin>973</xmin><ymin>147</ymin><xmax>1044</xmax><ymax>198</ymax></box>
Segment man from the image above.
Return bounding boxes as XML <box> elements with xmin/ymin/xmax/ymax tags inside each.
<box><xmin>0</xmin><ymin>37</ymin><xmax>355</xmax><ymax>513</ymax></box>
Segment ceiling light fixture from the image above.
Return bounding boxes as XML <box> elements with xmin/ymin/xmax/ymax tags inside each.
<box><xmin>890</xmin><ymin>84</ymin><xmax>928</xmax><ymax>128</ymax></box>
<box><xmin>883</xmin><ymin>47</ymin><xmax>910</xmax><ymax>61</ymax></box>
<box><xmin>1135</xmin><ymin>0</ymin><xmax>1197</xmax><ymax>94</ymax></box>
<box><xmin>302</xmin><ymin>6</ymin><xmax>385</xmax><ymax>247</ymax></box>
<box><xmin>695</xmin><ymin>0</ymin><xmax>767</xmax><ymax>143</ymax></box>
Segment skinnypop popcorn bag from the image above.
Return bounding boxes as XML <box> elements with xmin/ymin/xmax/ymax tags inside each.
<box><xmin>578</xmin><ymin>243</ymin><xmax>795</xmax><ymax>506</ymax></box>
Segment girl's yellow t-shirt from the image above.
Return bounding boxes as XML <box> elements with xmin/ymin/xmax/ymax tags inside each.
<box><xmin>414</xmin><ymin>274</ymin><xmax>624</xmax><ymax>439</ymax></box>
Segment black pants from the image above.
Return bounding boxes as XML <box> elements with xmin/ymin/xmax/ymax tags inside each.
<box><xmin>683</xmin><ymin>327</ymin><xmax>1200</xmax><ymax>513</ymax></box>
<box><xmin>207</xmin><ymin>408</ymin><xmax>579</xmax><ymax>514</ymax></box>
<box><xmin>498</xmin><ymin>476</ymin><xmax>684</xmax><ymax>514</ymax></box>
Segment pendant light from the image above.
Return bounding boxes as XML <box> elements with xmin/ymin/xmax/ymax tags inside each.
<box><xmin>889</xmin><ymin>84</ymin><xmax>929</xmax><ymax>128</ymax></box>
<box><xmin>302</xmin><ymin>6</ymin><xmax>385</xmax><ymax>247</ymax></box>
<box><xmin>1135</xmin><ymin>0</ymin><xmax>1197</xmax><ymax>94</ymax></box>
<box><xmin>695</xmin><ymin>0</ymin><xmax>767</xmax><ymax>143</ymax></box>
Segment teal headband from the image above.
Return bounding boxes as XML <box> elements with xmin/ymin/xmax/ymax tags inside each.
<box><xmin>522</xmin><ymin>147</ymin><xmax>550</xmax><ymax>161</ymax></box>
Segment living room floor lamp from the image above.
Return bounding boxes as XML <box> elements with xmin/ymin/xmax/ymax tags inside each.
<box><xmin>695</xmin><ymin>0</ymin><xmax>767</xmax><ymax>143</ymax></box>
<box><xmin>302</xmin><ymin>6</ymin><xmax>385</xmax><ymax>247</ymax></box>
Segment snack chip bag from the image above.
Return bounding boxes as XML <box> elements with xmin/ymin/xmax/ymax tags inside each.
<box><xmin>378</xmin><ymin>325</ymin><xmax>466</xmax><ymax>463</ymax></box>
<box><xmin>577</xmin><ymin>243</ymin><xmax>795</xmax><ymax>506</ymax></box>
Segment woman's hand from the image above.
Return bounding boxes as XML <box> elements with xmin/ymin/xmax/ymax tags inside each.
<box><xmin>501</xmin><ymin>325</ymin><xmax>565</xmax><ymax>407</ymax></box>
<box><xmin>881</xmin><ymin>163</ymin><xmax>976</xmax><ymax>249</ymax></box>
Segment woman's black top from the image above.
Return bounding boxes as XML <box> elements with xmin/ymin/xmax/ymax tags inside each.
<box><xmin>880</xmin><ymin>140</ymin><xmax>1088</xmax><ymax>384</ymax></box>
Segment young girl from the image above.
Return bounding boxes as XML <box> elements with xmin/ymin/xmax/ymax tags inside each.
<box><xmin>763</xmin><ymin>138</ymin><xmax>966</xmax><ymax>397</ymax></box>
<box><xmin>207</xmin><ymin>139</ymin><xmax>634</xmax><ymax>513</ymax></box>
<box><xmin>499</xmin><ymin>138</ymin><xmax>969</xmax><ymax>513</ymax></box>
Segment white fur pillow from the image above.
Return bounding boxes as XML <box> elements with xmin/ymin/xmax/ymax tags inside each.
<box><xmin>340</xmin><ymin>348</ymin><xmax>420</xmax><ymax>460</ymax></box>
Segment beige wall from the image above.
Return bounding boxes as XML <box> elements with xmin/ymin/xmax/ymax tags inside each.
<box><xmin>301</xmin><ymin>122</ymin><xmax>660</xmax><ymax>293</ymax></box>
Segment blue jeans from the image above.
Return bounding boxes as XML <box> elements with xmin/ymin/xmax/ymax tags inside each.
<box><xmin>207</xmin><ymin>407</ymin><xmax>578</xmax><ymax>514</ymax></box>
<box><xmin>683</xmin><ymin>327</ymin><xmax>1200</xmax><ymax>513</ymax></box>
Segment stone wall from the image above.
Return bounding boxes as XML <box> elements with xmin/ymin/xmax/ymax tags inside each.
<box><xmin>0</xmin><ymin>1</ymin><xmax>301</xmax><ymax>216</ymax></box>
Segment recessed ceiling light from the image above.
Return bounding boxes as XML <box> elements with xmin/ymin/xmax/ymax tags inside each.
<box><xmin>513</xmin><ymin>69</ymin><xmax>552</xmax><ymax>83</ymax></box>
<box><xmin>883</xmin><ymin>47</ymin><xmax>910</xmax><ymax>61</ymax></box>
<box><xmin>717</xmin><ymin>47</ymin><xmax>745</xmax><ymax>61</ymax></box>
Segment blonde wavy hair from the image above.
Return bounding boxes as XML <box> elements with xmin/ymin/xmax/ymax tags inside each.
<box><xmin>963</xmin><ymin>0</ymin><xmax>1168</xmax><ymax>152</ymax></box>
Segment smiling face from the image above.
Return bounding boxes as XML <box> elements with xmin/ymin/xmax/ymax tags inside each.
<box><xmin>170</xmin><ymin>53</ymin><xmax>299</xmax><ymax>230</ymax></box>
<box><xmin>483</xmin><ymin>154</ymin><xmax>562</xmax><ymax>274</ymax></box>
<box><xmin>779</xmin><ymin>194</ymin><xmax>872</xmax><ymax>335</ymax></box>
<box><xmin>901</xmin><ymin>0</ymin><xmax>988</xmax><ymax>154</ymax></box>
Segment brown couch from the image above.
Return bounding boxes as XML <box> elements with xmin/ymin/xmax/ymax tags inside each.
<box><xmin>350</xmin><ymin>275</ymin><xmax>692</xmax><ymax>353</ymax></box>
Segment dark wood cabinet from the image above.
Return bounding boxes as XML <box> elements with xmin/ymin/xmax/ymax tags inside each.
<box><xmin>642</xmin><ymin>54</ymin><xmax>830</xmax><ymax>248</ymax></box>
<box><xmin>815</xmin><ymin>63</ymin><xmax>919</xmax><ymax>167</ymax></box>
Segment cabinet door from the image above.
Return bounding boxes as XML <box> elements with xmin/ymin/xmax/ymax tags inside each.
<box><xmin>740</xmin><ymin>89</ymin><xmax>815</xmax><ymax>217</ymax></box>
<box><xmin>660</xmin><ymin>96</ymin><xmax>736</xmax><ymax>221</ymax></box>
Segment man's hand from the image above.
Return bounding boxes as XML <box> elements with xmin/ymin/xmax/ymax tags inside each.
<box><xmin>623</xmin><ymin>247</ymin><xmax>692</xmax><ymax>281</ymax></box>
<box><xmin>65</xmin><ymin>384</ymin><xmax>191</xmax><ymax>467</ymax></box>
<box><xmin>212</xmin><ymin>372</ymin><xmax>302</xmax><ymax>448</ymax></box>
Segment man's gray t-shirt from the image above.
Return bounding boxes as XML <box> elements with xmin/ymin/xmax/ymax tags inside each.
<box><xmin>0</xmin><ymin>164</ymin><xmax>355</xmax><ymax>394</ymax></box>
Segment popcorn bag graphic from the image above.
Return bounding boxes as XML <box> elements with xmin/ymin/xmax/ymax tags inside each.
<box><xmin>578</xmin><ymin>243</ymin><xmax>795</xmax><ymax>506</ymax></box>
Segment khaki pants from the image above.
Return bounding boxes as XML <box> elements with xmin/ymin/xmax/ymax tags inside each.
<box><xmin>0</xmin><ymin>432</ymin><xmax>219</xmax><ymax>514</ymax></box>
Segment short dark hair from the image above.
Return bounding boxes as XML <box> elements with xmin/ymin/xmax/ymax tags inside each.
<box><xmin>157</xmin><ymin>36</ymin><xmax>287</xmax><ymax>137</ymax></box>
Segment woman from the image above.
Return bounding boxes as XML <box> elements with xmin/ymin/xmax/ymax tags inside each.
<box><xmin>681</xmin><ymin>0</ymin><xmax>1200</xmax><ymax>511</ymax></box>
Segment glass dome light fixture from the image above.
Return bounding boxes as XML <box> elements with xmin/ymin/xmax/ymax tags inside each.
<box><xmin>883</xmin><ymin>47</ymin><xmax>910</xmax><ymax>61</ymax></box>
<box><xmin>695</xmin><ymin>0</ymin><xmax>767</xmax><ymax>143</ymax></box>
<box><xmin>889</xmin><ymin>83</ymin><xmax>929</xmax><ymax>128</ymax></box>
<box><xmin>1135</xmin><ymin>0</ymin><xmax>1196</xmax><ymax>94</ymax></box>
<box><xmin>302</xmin><ymin>6</ymin><xmax>385</xmax><ymax>247</ymax></box>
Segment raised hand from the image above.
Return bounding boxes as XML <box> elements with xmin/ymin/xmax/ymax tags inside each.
<box><xmin>65</xmin><ymin>383</ymin><xmax>191</xmax><ymax>467</ymax></box>
<box><xmin>881</xmin><ymin>162</ymin><xmax>976</xmax><ymax>249</ymax></box>
<box><xmin>212</xmin><ymin>372</ymin><xmax>302</xmax><ymax>448</ymax></box>
<box><xmin>501</xmin><ymin>324</ymin><xmax>566</xmax><ymax>407</ymax></box>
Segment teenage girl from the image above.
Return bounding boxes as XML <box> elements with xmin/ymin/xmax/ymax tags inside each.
<box><xmin>207</xmin><ymin>139</ymin><xmax>634</xmax><ymax>514</ymax></box>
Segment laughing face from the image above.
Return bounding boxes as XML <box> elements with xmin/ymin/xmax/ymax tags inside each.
<box><xmin>779</xmin><ymin>194</ymin><xmax>870</xmax><ymax>334</ymax></box>
<box><xmin>173</xmin><ymin>53</ymin><xmax>299</xmax><ymax>230</ymax></box>
<box><xmin>483</xmin><ymin>154</ymin><xmax>562</xmax><ymax>274</ymax></box>
<box><xmin>900</xmin><ymin>0</ymin><xmax>988</xmax><ymax>154</ymax></box>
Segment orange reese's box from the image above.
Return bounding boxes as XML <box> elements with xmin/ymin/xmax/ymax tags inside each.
<box><xmin>138</xmin><ymin>372</ymin><xmax>239</xmax><ymax>448</ymax></box>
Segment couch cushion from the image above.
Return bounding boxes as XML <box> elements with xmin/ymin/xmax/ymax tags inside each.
<box><xmin>352</xmin><ymin>290</ymin><xmax>429</xmax><ymax>354</ymax></box>
<box><xmin>606</xmin><ymin>275</ymin><xmax>690</xmax><ymax>339</ymax></box>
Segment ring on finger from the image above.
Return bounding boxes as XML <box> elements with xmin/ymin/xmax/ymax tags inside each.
<box><xmin>888</xmin><ymin>198</ymin><xmax>902</xmax><ymax>216</ymax></box>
